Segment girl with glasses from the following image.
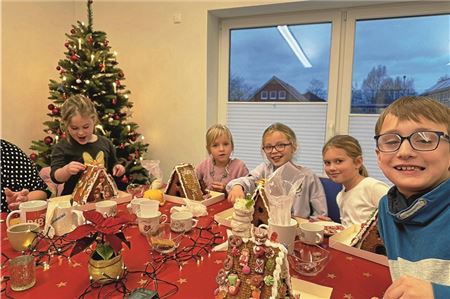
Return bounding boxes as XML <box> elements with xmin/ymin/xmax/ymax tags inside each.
<box><xmin>226</xmin><ymin>122</ymin><xmax>327</xmax><ymax>218</ymax></box>
<box><xmin>322</xmin><ymin>135</ymin><xmax>389</xmax><ymax>227</ymax></box>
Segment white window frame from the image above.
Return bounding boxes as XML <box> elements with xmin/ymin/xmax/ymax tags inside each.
<box><xmin>260</xmin><ymin>90</ymin><xmax>268</xmax><ymax>100</ymax></box>
<box><xmin>216</xmin><ymin>1</ymin><xmax>449</xmax><ymax>179</ymax></box>
<box><xmin>269</xmin><ymin>90</ymin><xmax>277</xmax><ymax>100</ymax></box>
<box><xmin>278</xmin><ymin>90</ymin><xmax>286</xmax><ymax>100</ymax></box>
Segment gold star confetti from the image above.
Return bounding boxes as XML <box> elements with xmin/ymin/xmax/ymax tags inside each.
<box><xmin>214</xmin><ymin>260</ymin><xmax>223</xmax><ymax>264</ymax></box>
<box><xmin>182</xmin><ymin>261</ymin><xmax>189</xmax><ymax>266</ymax></box>
<box><xmin>126</xmin><ymin>236</ymin><xmax>132</xmax><ymax>240</ymax></box>
<box><xmin>138</xmin><ymin>279</ymin><xmax>147</xmax><ymax>286</ymax></box>
<box><xmin>177</xmin><ymin>278</ymin><xmax>187</xmax><ymax>284</ymax></box>
<box><xmin>56</xmin><ymin>281</ymin><xmax>67</xmax><ymax>288</ymax></box>
<box><xmin>344</xmin><ymin>294</ymin><xmax>353</xmax><ymax>299</ymax></box>
<box><xmin>72</xmin><ymin>262</ymin><xmax>82</xmax><ymax>268</ymax></box>
<box><xmin>327</xmin><ymin>273</ymin><xmax>336</xmax><ymax>279</ymax></box>
<box><xmin>363</xmin><ymin>272</ymin><xmax>372</xmax><ymax>277</ymax></box>
<box><xmin>345</xmin><ymin>256</ymin><xmax>354</xmax><ymax>261</ymax></box>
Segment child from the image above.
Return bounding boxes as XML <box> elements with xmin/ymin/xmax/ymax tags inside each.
<box><xmin>196</xmin><ymin>124</ymin><xmax>248</xmax><ymax>193</ymax></box>
<box><xmin>50</xmin><ymin>95</ymin><xmax>125</xmax><ymax>195</ymax></box>
<box><xmin>1</xmin><ymin>139</ymin><xmax>51</xmax><ymax>213</ymax></box>
<box><xmin>322</xmin><ymin>135</ymin><xmax>389</xmax><ymax>227</ymax></box>
<box><xmin>226</xmin><ymin>122</ymin><xmax>327</xmax><ymax>218</ymax></box>
<box><xmin>374</xmin><ymin>96</ymin><xmax>449</xmax><ymax>298</ymax></box>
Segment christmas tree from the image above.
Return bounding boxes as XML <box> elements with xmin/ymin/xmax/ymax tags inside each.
<box><xmin>30</xmin><ymin>0</ymin><xmax>150</xmax><ymax>188</ymax></box>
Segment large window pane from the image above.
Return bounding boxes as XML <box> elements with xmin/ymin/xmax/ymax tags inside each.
<box><xmin>351</xmin><ymin>14</ymin><xmax>450</xmax><ymax>113</ymax></box>
<box><xmin>229</xmin><ymin>23</ymin><xmax>332</xmax><ymax>102</ymax></box>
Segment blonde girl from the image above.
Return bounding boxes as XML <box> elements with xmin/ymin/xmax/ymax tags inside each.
<box><xmin>196</xmin><ymin>124</ymin><xmax>248</xmax><ymax>193</ymax></box>
<box><xmin>322</xmin><ymin>135</ymin><xmax>389</xmax><ymax>226</ymax></box>
<box><xmin>226</xmin><ymin>122</ymin><xmax>327</xmax><ymax>218</ymax></box>
<box><xmin>50</xmin><ymin>94</ymin><xmax>125</xmax><ymax>195</ymax></box>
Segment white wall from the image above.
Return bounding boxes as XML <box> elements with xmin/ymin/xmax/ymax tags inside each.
<box><xmin>1</xmin><ymin>0</ymin><xmax>284</xmax><ymax>180</ymax></box>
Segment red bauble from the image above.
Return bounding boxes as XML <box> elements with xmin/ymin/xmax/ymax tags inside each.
<box><xmin>56</xmin><ymin>66</ymin><xmax>61</xmax><ymax>71</ymax></box>
<box><xmin>112</xmin><ymin>98</ymin><xmax>117</xmax><ymax>105</ymax></box>
<box><xmin>114</xmin><ymin>114</ymin><xmax>120</xmax><ymax>120</ymax></box>
<box><xmin>30</xmin><ymin>153</ymin><xmax>38</xmax><ymax>161</ymax></box>
<box><xmin>127</xmin><ymin>155</ymin><xmax>134</xmax><ymax>161</ymax></box>
<box><xmin>61</xmin><ymin>133</ymin><xmax>67</xmax><ymax>139</ymax></box>
<box><xmin>118</xmin><ymin>72</ymin><xmax>124</xmax><ymax>78</ymax></box>
<box><xmin>48</xmin><ymin>104</ymin><xmax>55</xmax><ymax>111</ymax></box>
<box><xmin>70</xmin><ymin>54</ymin><xmax>78</xmax><ymax>62</ymax></box>
<box><xmin>118</xmin><ymin>143</ymin><xmax>125</xmax><ymax>149</ymax></box>
<box><xmin>115</xmin><ymin>80</ymin><xmax>121</xmax><ymax>86</ymax></box>
<box><xmin>130</xmin><ymin>135</ymin><xmax>137</xmax><ymax>142</ymax></box>
<box><xmin>121</xmin><ymin>176</ymin><xmax>129</xmax><ymax>184</ymax></box>
<box><xmin>88</xmin><ymin>0</ymin><xmax>93</xmax><ymax>4</ymax></box>
<box><xmin>104</xmin><ymin>40</ymin><xmax>109</xmax><ymax>47</ymax></box>
<box><xmin>52</xmin><ymin>108</ymin><xmax>60</xmax><ymax>115</ymax></box>
<box><xmin>44</xmin><ymin>136</ymin><xmax>53</xmax><ymax>145</ymax></box>
<box><xmin>64</xmin><ymin>42</ymin><xmax>70</xmax><ymax>48</ymax></box>
<box><xmin>87</xmin><ymin>36</ymin><xmax>93</xmax><ymax>44</ymax></box>
<box><xmin>70</xmin><ymin>29</ymin><xmax>76</xmax><ymax>34</ymax></box>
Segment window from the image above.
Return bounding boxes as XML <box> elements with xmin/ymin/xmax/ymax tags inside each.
<box><xmin>269</xmin><ymin>90</ymin><xmax>277</xmax><ymax>100</ymax></box>
<box><xmin>260</xmin><ymin>91</ymin><xmax>268</xmax><ymax>100</ymax></box>
<box><xmin>278</xmin><ymin>90</ymin><xmax>286</xmax><ymax>100</ymax></box>
<box><xmin>219</xmin><ymin>2</ymin><xmax>449</xmax><ymax>182</ymax></box>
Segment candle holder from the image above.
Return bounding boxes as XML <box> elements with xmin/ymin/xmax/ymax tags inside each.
<box><xmin>9</xmin><ymin>255</ymin><xmax>36</xmax><ymax>291</ymax></box>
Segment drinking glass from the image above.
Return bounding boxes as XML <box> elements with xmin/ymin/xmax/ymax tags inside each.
<box><xmin>9</xmin><ymin>255</ymin><xmax>36</xmax><ymax>291</ymax></box>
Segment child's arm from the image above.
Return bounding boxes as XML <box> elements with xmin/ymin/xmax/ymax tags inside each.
<box><xmin>379</xmin><ymin>275</ymin><xmax>436</xmax><ymax>299</ymax></box>
<box><xmin>54</xmin><ymin>161</ymin><xmax>86</xmax><ymax>183</ymax></box>
<box><xmin>112</xmin><ymin>164</ymin><xmax>125</xmax><ymax>177</ymax></box>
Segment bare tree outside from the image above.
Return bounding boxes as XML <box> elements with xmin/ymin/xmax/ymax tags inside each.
<box><xmin>229</xmin><ymin>74</ymin><xmax>255</xmax><ymax>101</ymax></box>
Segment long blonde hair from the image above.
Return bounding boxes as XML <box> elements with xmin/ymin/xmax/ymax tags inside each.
<box><xmin>322</xmin><ymin>135</ymin><xmax>368</xmax><ymax>177</ymax></box>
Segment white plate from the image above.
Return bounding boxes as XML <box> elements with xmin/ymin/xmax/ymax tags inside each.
<box><xmin>311</xmin><ymin>221</ymin><xmax>345</xmax><ymax>236</ymax></box>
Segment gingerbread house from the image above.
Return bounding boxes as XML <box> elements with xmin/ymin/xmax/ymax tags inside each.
<box><xmin>350</xmin><ymin>210</ymin><xmax>386</xmax><ymax>255</ymax></box>
<box><xmin>252</xmin><ymin>180</ymin><xmax>269</xmax><ymax>227</ymax></box>
<box><xmin>214</xmin><ymin>228</ymin><xmax>295</xmax><ymax>299</ymax></box>
<box><xmin>164</xmin><ymin>163</ymin><xmax>206</xmax><ymax>201</ymax></box>
<box><xmin>72</xmin><ymin>164</ymin><xmax>119</xmax><ymax>205</ymax></box>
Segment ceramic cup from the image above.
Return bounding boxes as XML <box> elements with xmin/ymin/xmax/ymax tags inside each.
<box><xmin>170</xmin><ymin>211</ymin><xmax>198</xmax><ymax>233</ymax></box>
<box><xmin>51</xmin><ymin>202</ymin><xmax>85</xmax><ymax>236</ymax></box>
<box><xmin>130</xmin><ymin>198</ymin><xmax>159</xmax><ymax>215</ymax></box>
<box><xmin>259</xmin><ymin>218</ymin><xmax>298</xmax><ymax>254</ymax></box>
<box><xmin>137</xmin><ymin>211</ymin><xmax>168</xmax><ymax>235</ymax></box>
<box><xmin>299</xmin><ymin>222</ymin><xmax>324</xmax><ymax>245</ymax></box>
<box><xmin>95</xmin><ymin>200</ymin><xmax>117</xmax><ymax>217</ymax></box>
<box><xmin>7</xmin><ymin>223</ymin><xmax>40</xmax><ymax>251</ymax></box>
<box><xmin>6</xmin><ymin>200</ymin><xmax>48</xmax><ymax>228</ymax></box>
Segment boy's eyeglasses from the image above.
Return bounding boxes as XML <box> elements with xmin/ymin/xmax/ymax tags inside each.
<box><xmin>374</xmin><ymin>131</ymin><xmax>449</xmax><ymax>152</ymax></box>
<box><xmin>262</xmin><ymin>143</ymin><xmax>292</xmax><ymax>153</ymax></box>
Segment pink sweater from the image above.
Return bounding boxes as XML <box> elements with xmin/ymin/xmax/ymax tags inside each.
<box><xmin>196</xmin><ymin>158</ymin><xmax>248</xmax><ymax>192</ymax></box>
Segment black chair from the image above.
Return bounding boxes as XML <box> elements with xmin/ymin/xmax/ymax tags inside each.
<box><xmin>319</xmin><ymin>177</ymin><xmax>342</xmax><ymax>223</ymax></box>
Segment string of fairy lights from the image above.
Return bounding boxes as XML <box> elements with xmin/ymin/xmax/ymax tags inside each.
<box><xmin>1</xmin><ymin>218</ymin><xmax>225</xmax><ymax>298</ymax></box>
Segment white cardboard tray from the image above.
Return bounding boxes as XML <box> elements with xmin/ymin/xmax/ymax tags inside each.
<box><xmin>329</xmin><ymin>224</ymin><xmax>388</xmax><ymax>266</ymax></box>
<box><xmin>214</xmin><ymin>207</ymin><xmax>234</xmax><ymax>227</ymax></box>
<box><xmin>291</xmin><ymin>277</ymin><xmax>332</xmax><ymax>299</ymax></box>
<box><xmin>164</xmin><ymin>190</ymin><xmax>225</xmax><ymax>206</ymax></box>
<box><xmin>49</xmin><ymin>191</ymin><xmax>132</xmax><ymax>211</ymax></box>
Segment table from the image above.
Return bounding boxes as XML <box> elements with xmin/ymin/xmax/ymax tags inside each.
<box><xmin>1</xmin><ymin>199</ymin><xmax>392</xmax><ymax>298</ymax></box>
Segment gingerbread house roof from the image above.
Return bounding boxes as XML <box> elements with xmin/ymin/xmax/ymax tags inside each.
<box><xmin>164</xmin><ymin>163</ymin><xmax>205</xmax><ymax>201</ymax></box>
<box><xmin>252</xmin><ymin>181</ymin><xmax>270</xmax><ymax>227</ymax></box>
<box><xmin>72</xmin><ymin>164</ymin><xmax>119</xmax><ymax>204</ymax></box>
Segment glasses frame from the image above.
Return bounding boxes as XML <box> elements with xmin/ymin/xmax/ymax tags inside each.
<box><xmin>262</xmin><ymin>143</ymin><xmax>292</xmax><ymax>153</ymax></box>
<box><xmin>374</xmin><ymin>131</ymin><xmax>449</xmax><ymax>152</ymax></box>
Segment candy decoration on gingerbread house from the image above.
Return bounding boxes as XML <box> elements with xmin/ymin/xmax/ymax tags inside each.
<box><xmin>72</xmin><ymin>152</ymin><xmax>119</xmax><ymax>204</ymax></box>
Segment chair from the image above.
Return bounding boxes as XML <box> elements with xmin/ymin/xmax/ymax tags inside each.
<box><xmin>319</xmin><ymin>177</ymin><xmax>342</xmax><ymax>223</ymax></box>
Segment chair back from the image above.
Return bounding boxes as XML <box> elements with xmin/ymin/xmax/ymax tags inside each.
<box><xmin>319</xmin><ymin>177</ymin><xmax>342</xmax><ymax>223</ymax></box>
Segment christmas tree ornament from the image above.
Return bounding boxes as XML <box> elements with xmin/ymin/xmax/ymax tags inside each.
<box><xmin>44</xmin><ymin>136</ymin><xmax>54</xmax><ymax>145</ymax></box>
<box><xmin>52</xmin><ymin>108</ymin><xmax>60</xmax><ymax>115</ymax></box>
<box><xmin>70</xmin><ymin>54</ymin><xmax>79</xmax><ymax>62</ymax></box>
<box><xmin>64</xmin><ymin>42</ymin><xmax>70</xmax><ymax>48</ymax></box>
<box><xmin>118</xmin><ymin>72</ymin><xmax>124</xmax><ymax>78</ymax></box>
<box><xmin>56</xmin><ymin>66</ymin><xmax>61</xmax><ymax>71</ymax></box>
<box><xmin>104</xmin><ymin>40</ymin><xmax>109</xmax><ymax>47</ymax></box>
<box><xmin>112</xmin><ymin>98</ymin><xmax>117</xmax><ymax>105</ymax></box>
<box><xmin>30</xmin><ymin>153</ymin><xmax>38</xmax><ymax>161</ymax></box>
<box><xmin>120</xmin><ymin>176</ymin><xmax>129</xmax><ymax>184</ymax></box>
<box><xmin>71</xmin><ymin>29</ymin><xmax>76</xmax><ymax>34</ymax></box>
<box><xmin>48</xmin><ymin>104</ymin><xmax>55</xmax><ymax>110</ymax></box>
<box><xmin>114</xmin><ymin>114</ymin><xmax>120</xmax><ymax>120</ymax></box>
<box><xmin>87</xmin><ymin>36</ymin><xmax>93</xmax><ymax>44</ymax></box>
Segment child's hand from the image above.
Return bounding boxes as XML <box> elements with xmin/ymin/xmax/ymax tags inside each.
<box><xmin>64</xmin><ymin>161</ymin><xmax>86</xmax><ymax>175</ymax></box>
<box><xmin>113</xmin><ymin>164</ymin><xmax>126</xmax><ymax>177</ymax></box>
<box><xmin>311</xmin><ymin>215</ymin><xmax>332</xmax><ymax>222</ymax></box>
<box><xmin>5</xmin><ymin>188</ymin><xmax>29</xmax><ymax>210</ymax></box>
<box><xmin>378</xmin><ymin>275</ymin><xmax>433</xmax><ymax>299</ymax></box>
<box><xmin>210</xmin><ymin>182</ymin><xmax>225</xmax><ymax>193</ymax></box>
<box><xmin>227</xmin><ymin>185</ymin><xmax>245</xmax><ymax>203</ymax></box>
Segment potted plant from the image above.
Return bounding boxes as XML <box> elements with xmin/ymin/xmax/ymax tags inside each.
<box><xmin>66</xmin><ymin>210</ymin><xmax>132</xmax><ymax>283</ymax></box>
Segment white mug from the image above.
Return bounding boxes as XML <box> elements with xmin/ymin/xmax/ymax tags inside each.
<box><xmin>137</xmin><ymin>211</ymin><xmax>168</xmax><ymax>235</ymax></box>
<box><xmin>170</xmin><ymin>211</ymin><xmax>198</xmax><ymax>232</ymax></box>
<box><xmin>259</xmin><ymin>218</ymin><xmax>298</xmax><ymax>253</ymax></box>
<box><xmin>51</xmin><ymin>202</ymin><xmax>85</xmax><ymax>236</ymax></box>
<box><xmin>6</xmin><ymin>200</ymin><xmax>48</xmax><ymax>228</ymax></box>
<box><xmin>95</xmin><ymin>200</ymin><xmax>117</xmax><ymax>217</ymax></box>
<box><xmin>130</xmin><ymin>198</ymin><xmax>159</xmax><ymax>215</ymax></box>
<box><xmin>299</xmin><ymin>222</ymin><xmax>324</xmax><ymax>245</ymax></box>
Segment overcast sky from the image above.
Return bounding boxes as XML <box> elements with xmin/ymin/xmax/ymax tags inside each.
<box><xmin>230</xmin><ymin>13</ymin><xmax>449</xmax><ymax>96</ymax></box>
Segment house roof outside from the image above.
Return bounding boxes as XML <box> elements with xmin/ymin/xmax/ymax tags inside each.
<box><xmin>247</xmin><ymin>75</ymin><xmax>308</xmax><ymax>101</ymax></box>
<box><xmin>422</xmin><ymin>77</ymin><xmax>450</xmax><ymax>95</ymax></box>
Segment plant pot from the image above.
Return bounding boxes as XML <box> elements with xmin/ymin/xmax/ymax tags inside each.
<box><xmin>88</xmin><ymin>254</ymin><xmax>124</xmax><ymax>283</ymax></box>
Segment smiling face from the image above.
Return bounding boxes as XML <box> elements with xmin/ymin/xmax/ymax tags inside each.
<box><xmin>67</xmin><ymin>113</ymin><xmax>96</xmax><ymax>145</ymax></box>
<box><xmin>376</xmin><ymin>113</ymin><xmax>450</xmax><ymax>198</ymax></box>
<box><xmin>209</xmin><ymin>134</ymin><xmax>233</xmax><ymax>166</ymax></box>
<box><xmin>263</xmin><ymin>131</ymin><xmax>295</xmax><ymax>168</ymax></box>
<box><xmin>323</xmin><ymin>147</ymin><xmax>363</xmax><ymax>190</ymax></box>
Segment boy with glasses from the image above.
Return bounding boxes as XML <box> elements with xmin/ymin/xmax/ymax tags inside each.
<box><xmin>374</xmin><ymin>96</ymin><xmax>449</xmax><ymax>298</ymax></box>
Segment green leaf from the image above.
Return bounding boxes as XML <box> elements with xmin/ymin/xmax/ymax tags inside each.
<box><xmin>95</xmin><ymin>243</ymin><xmax>114</xmax><ymax>260</ymax></box>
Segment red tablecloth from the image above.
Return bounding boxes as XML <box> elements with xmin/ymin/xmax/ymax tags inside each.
<box><xmin>1</xmin><ymin>200</ymin><xmax>391</xmax><ymax>298</ymax></box>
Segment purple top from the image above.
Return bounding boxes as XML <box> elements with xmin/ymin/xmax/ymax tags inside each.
<box><xmin>196</xmin><ymin>158</ymin><xmax>248</xmax><ymax>192</ymax></box>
